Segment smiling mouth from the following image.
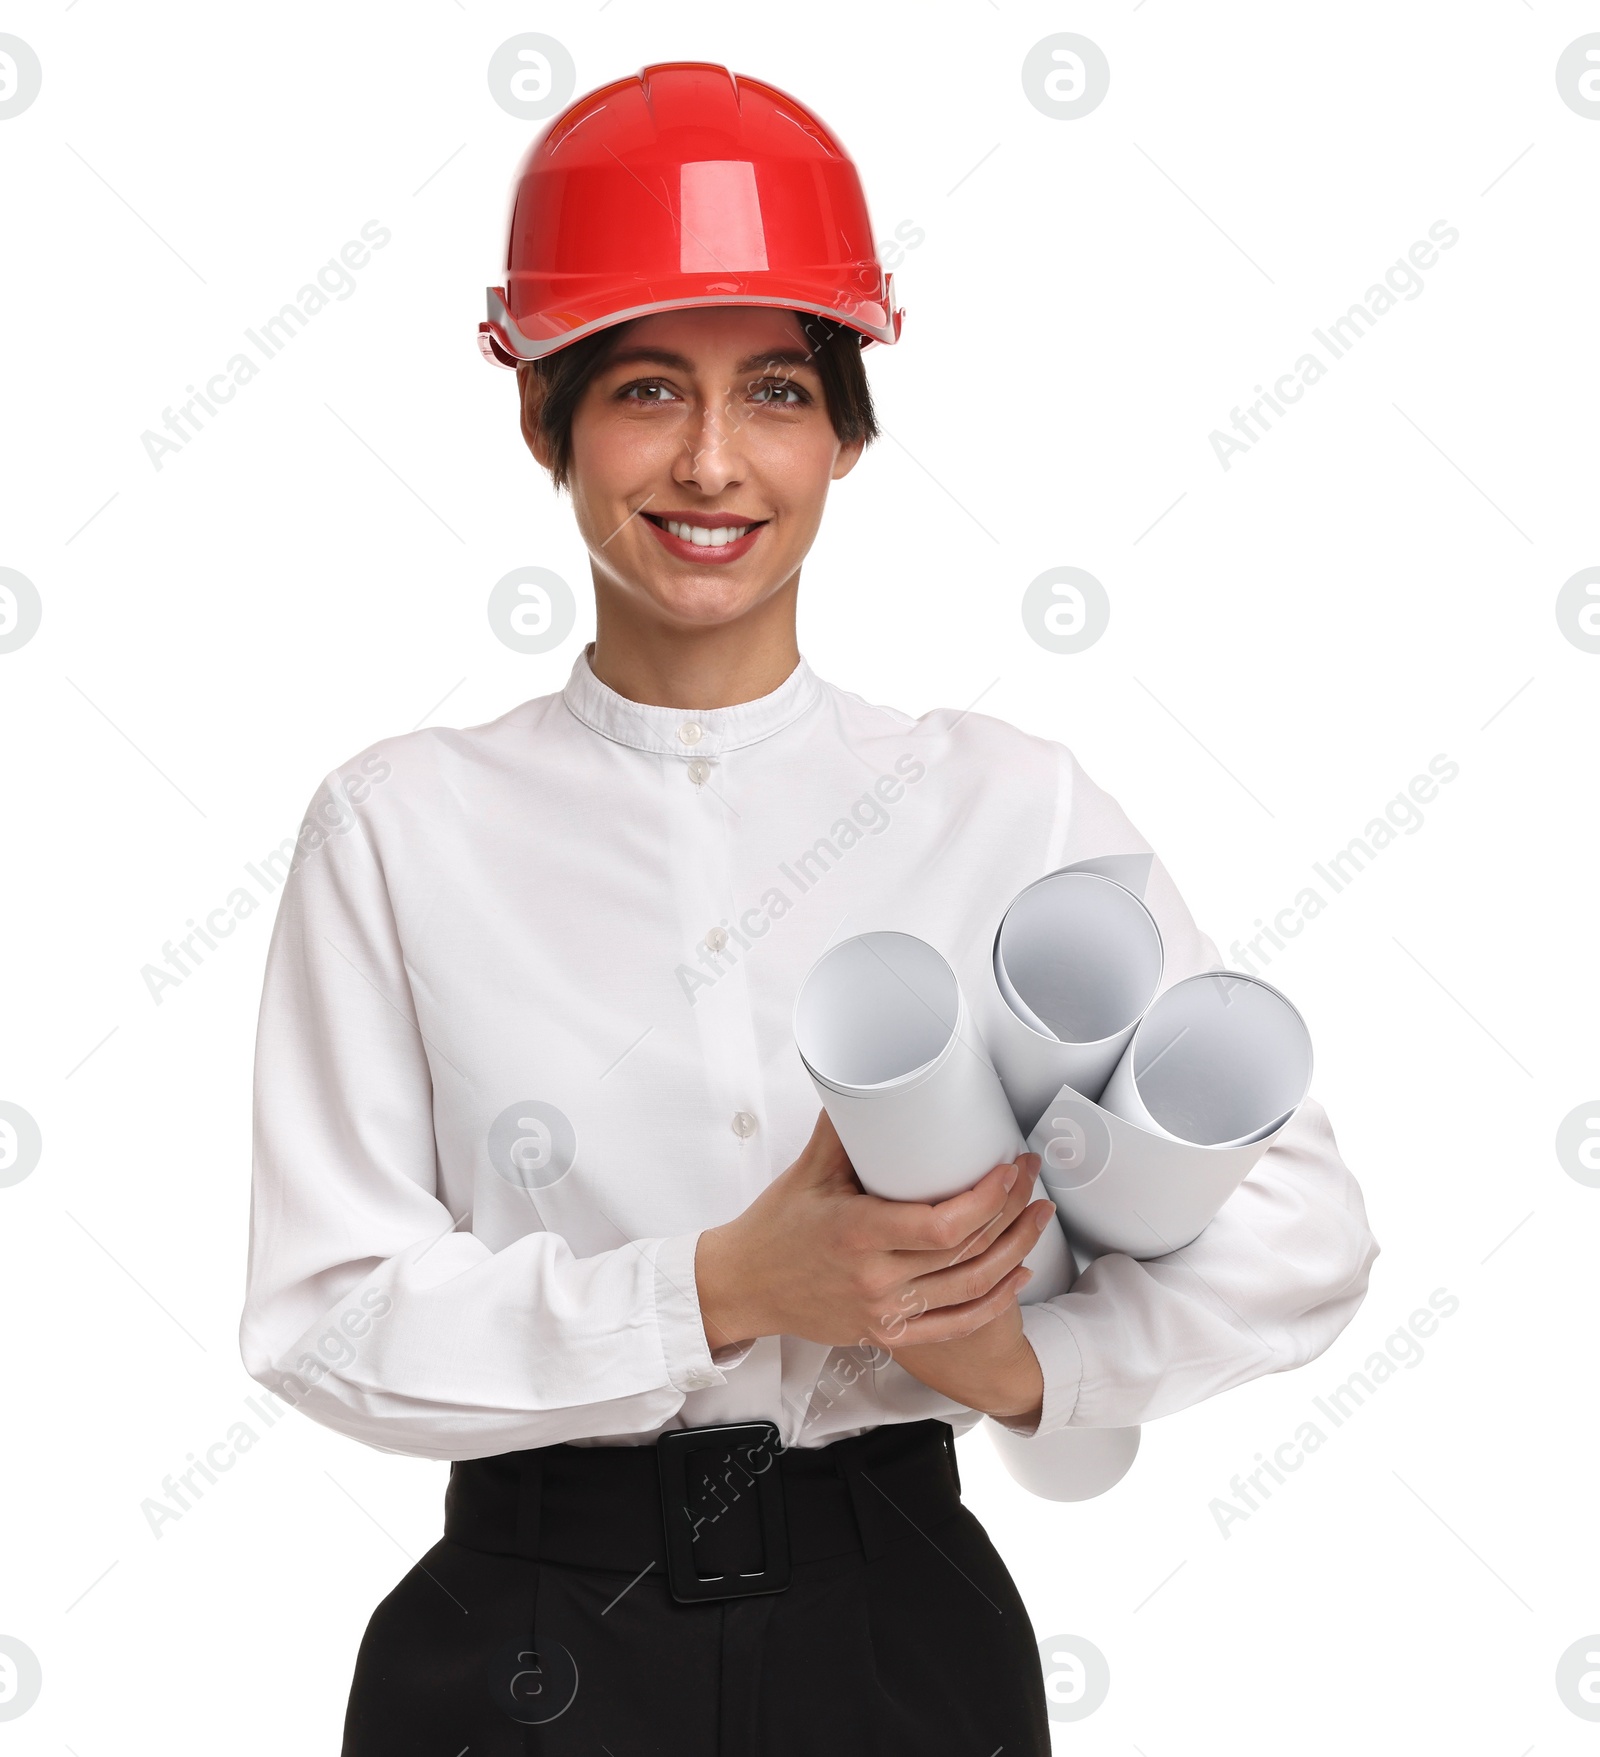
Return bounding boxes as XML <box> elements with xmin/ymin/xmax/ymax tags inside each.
<box><xmin>642</xmin><ymin>512</ymin><xmax>768</xmax><ymax>550</ymax></box>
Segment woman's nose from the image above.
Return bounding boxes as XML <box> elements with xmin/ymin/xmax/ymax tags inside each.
<box><xmin>673</xmin><ymin>400</ymin><xmax>746</xmax><ymax>495</ymax></box>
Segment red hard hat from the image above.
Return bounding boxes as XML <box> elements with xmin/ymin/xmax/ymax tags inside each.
<box><xmin>479</xmin><ymin>61</ymin><xmax>904</xmax><ymax>367</ymax></box>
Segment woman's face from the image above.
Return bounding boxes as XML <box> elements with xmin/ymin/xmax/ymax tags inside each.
<box><xmin>558</xmin><ymin>306</ymin><xmax>863</xmax><ymax>631</ymax></box>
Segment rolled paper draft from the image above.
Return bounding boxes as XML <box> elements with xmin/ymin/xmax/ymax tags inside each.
<box><xmin>984</xmin><ymin>1420</ymin><xmax>1142</xmax><ymax>1503</ymax></box>
<box><xmin>1033</xmin><ymin>971</ymin><xmax>1314</xmax><ymax>1260</ymax></box>
<box><xmin>981</xmin><ymin>1227</ymin><xmax>1140</xmax><ymax>1502</ymax></box>
<box><xmin>793</xmin><ymin>931</ymin><xmax>1071</xmax><ymax>1294</ymax></box>
<box><xmin>983</xmin><ymin>868</ymin><xmax>1165</xmax><ymax>1137</ymax></box>
<box><xmin>794</xmin><ymin>933</ymin><xmax>1135</xmax><ymax>1502</ymax></box>
<box><xmin>1099</xmin><ymin>970</ymin><xmax>1312</xmax><ymax>1148</ymax></box>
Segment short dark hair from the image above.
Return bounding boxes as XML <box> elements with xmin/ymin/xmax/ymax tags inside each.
<box><xmin>516</xmin><ymin>310</ymin><xmax>878</xmax><ymax>490</ymax></box>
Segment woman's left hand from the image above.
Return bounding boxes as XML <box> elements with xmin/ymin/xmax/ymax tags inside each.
<box><xmin>888</xmin><ymin>1302</ymin><xmax>1045</xmax><ymax>1426</ymax></box>
<box><xmin>887</xmin><ymin>1171</ymin><xmax>1051</xmax><ymax>1426</ymax></box>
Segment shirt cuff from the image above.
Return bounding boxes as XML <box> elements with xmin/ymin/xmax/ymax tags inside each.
<box><xmin>650</xmin><ymin>1231</ymin><xmax>739</xmax><ymax>1395</ymax></box>
<box><xmin>990</xmin><ymin>1302</ymin><xmax>1085</xmax><ymax>1438</ymax></box>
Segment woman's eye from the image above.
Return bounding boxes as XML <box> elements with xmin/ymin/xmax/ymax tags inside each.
<box><xmin>618</xmin><ymin>382</ymin><xmax>681</xmax><ymax>404</ymax></box>
<box><xmin>615</xmin><ymin>378</ymin><xmax>808</xmax><ymax>407</ymax></box>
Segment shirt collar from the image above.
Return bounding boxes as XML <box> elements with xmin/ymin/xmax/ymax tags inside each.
<box><xmin>561</xmin><ymin>643</ymin><xmax>824</xmax><ymax>757</ymax></box>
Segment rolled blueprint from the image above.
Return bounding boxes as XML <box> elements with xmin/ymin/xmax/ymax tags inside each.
<box><xmin>985</xmin><ymin>970</ymin><xmax>1312</xmax><ymax>1498</ymax></box>
<box><xmin>975</xmin><ymin>866</ymin><xmax>1311</xmax><ymax>1502</ymax></box>
<box><xmin>982</xmin><ymin>865</ymin><xmax>1165</xmax><ymax>1136</ymax></box>
<box><xmin>796</xmin><ymin>932</ymin><xmax>1140</xmax><ymax>1504</ymax></box>
<box><xmin>1031</xmin><ymin>971</ymin><xmax>1314</xmax><ymax>1260</ymax></box>
<box><xmin>985</xmin><ymin>1421</ymin><xmax>1141</xmax><ymax>1503</ymax></box>
<box><xmin>1101</xmin><ymin>970</ymin><xmax>1311</xmax><ymax>1147</ymax></box>
<box><xmin>793</xmin><ymin>931</ymin><xmax>1073</xmax><ymax>1295</ymax></box>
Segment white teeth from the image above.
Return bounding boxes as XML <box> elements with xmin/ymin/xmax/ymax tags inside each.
<box><xmin>664</xmin><ymin>519</ymin><xmax>754</xmax><ymax>547</ymax></box>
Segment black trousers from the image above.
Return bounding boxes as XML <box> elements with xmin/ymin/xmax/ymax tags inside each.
<box><xmin>342</xmin><ymin>1418</ymin><xmax>1050</xmax><ymax>1755</ymax></box>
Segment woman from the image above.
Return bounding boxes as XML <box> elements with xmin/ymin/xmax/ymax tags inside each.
<box><xmin>241</xmin><ymin>62</ymin><xmax>1378</xmax><ymax>1755</ymax></box>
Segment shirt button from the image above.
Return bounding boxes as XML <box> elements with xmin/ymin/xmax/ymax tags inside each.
<box><xmin>678</xmin><ymin>720</ymin><xmax>704</xmax><ymax>746</ymax></box>
<box><xmin>731</xmin><ymin>1111</ymin><xmax>758</xmax><ymax>1140</ymax></box>
<box><xmin>705</xmin><ymin>926</ymin><xmax>729</xmax><ymax>953</ymax></box>
<box><xmin>686</xmin><ymin>758</ymin><xmax>712</xmax><ymax>786</ymax></box>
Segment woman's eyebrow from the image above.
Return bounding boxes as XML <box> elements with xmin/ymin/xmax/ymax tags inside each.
<box><xmin>734</xmin><ymin>348</ymin><xmax>819</xmax><ymax>375</ymax></box>
<box><xmin>603</xmin><ymin>346</ymin><xmax>695</xmax><ymax>373</ymax></box>
<box><xmin>601</xmin><ymin>345</ymin><xmax>820</xmax><ymax>375</ymax></box>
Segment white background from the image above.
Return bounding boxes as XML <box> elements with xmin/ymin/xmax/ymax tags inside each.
<box><xmin>2</xmin><ymin>1</ymin><xmax>1597</xmax><ymax>1750</ymax></box>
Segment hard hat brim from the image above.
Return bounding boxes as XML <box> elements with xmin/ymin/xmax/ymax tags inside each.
<box><xmin>479</xmin><ymin>282</ymin><xmax>902</xmax><ymax>369</ymax></box>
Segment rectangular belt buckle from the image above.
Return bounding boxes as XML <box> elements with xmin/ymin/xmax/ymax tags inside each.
<box><xmin>657</xmin><ymin>1421</ymin><xmax>790</xmax><ymax>1604</ymax></box>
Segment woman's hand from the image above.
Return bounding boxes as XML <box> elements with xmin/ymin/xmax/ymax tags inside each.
<box><xmin>886</xmin><ymin>1302</ymin><xmax>1046</xmax><ymax>1427</ymax></box>
<box><xmin>694</xmin><ymin>1110</ymin><xmax>1056</xmax><ymax>1357</ymax></box>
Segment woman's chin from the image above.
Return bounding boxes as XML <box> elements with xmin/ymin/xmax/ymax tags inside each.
<box><xmin>630</xmin><ymin>571</ymin><xmax>791</xmax><ymax>631</ymax></box>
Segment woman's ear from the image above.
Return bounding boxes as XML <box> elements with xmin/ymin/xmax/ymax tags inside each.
<box><xmin>517</xmin><ymin>362</ymin><xmax>555</xmax><ymax>472</ymax></box>
<box><xmin>831</xmin><ymin>437</ymin><xmax>866</xmax><ymax>481</ymax></box>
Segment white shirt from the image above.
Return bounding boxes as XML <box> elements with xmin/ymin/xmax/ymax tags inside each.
<box><xmin>240</xmin><ymin>648</ymin><xmax>1379</xmax><ymax>1461</ymax></box>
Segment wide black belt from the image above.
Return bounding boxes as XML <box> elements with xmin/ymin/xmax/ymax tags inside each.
<box><xmin>444</xmin><ymin>1417</ymin><xmax>964</xmax><ymax>1605</ymax></box>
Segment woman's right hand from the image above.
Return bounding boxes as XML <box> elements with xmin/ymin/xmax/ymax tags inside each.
<box><xmin>693</xmin><ymin>1110</ymin><xmax>1054</xmax><ymax>1354</ymax></box>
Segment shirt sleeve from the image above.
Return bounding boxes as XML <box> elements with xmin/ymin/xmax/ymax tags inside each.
<box><xmin>992</xmin><ymin>748</ymin><xmax>1381</xmax><ymax>1440</ymax></box>
<box><xmin>238</xmin><ymin>769</ymin><xmax>736</xmax><ymax>1462</ymax></box>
